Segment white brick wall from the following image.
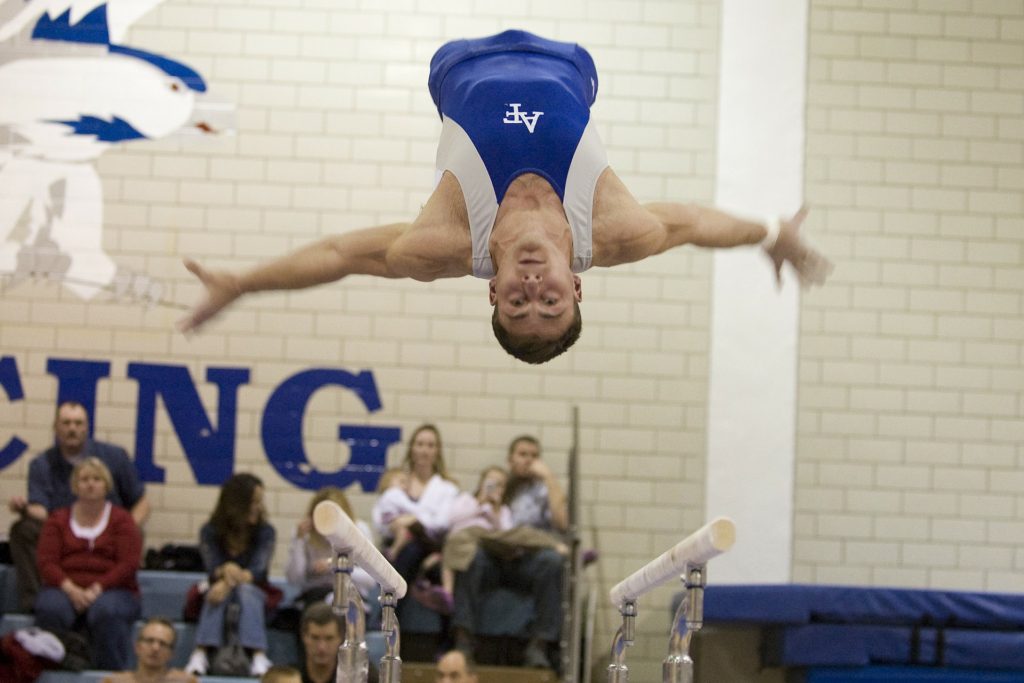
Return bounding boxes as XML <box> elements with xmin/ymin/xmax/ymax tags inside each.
<box><xmin>799</xmin><ymin>0</ymin><xmax>1024</xmax><ymax>593</ymax></box>
<box><xmin>1</xmin><ymin>0</ymin><xmax>1021</xmax><ymax>678</ymax></box>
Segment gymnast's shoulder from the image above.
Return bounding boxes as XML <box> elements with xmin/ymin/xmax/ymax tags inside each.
<box><xmin>589</xmin><ymin>167</ymin><xmax>664</xmax><ymax>268</ymax></box>
<box><xmin>386</xmin><ymin>173</ymin><xmax>472</xmax><ymax>281</ymax></box>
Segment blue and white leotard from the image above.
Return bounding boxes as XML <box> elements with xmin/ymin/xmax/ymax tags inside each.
<box><xmin>428</xmin><ymin>30</ymin><xmax>609</xmax><ymax>278</ymax></box>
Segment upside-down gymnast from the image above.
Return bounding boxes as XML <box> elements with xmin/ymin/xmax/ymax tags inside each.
<box><xmin>180</xmin><ymin>29</ymin><xmax>832</xmax><ymax>364</ymax></box>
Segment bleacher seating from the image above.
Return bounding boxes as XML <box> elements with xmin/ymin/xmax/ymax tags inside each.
<box><xmin>402</xmin><ymin>661</ymin><xmax>557</xmax><ymax>683</ymax></box>
<box><xmin>0</xmin><ymin>562</ymin><xmax>17</xmax><ymax>615</ymax></box>
<box><xmin>0</xmin><ymin>563</ymin><xmax>385</xmax><ymax>682</ymax></box>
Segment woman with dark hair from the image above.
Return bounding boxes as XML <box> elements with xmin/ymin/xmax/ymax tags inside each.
<box><xmin>371</xmin><ymin>424</ymin><xmax>458</xmax><ymax>616</ymax></box>
<box><xmin>35</xmin><ymin>457</ymin><xmax>142</xmax><ymax>670</ymax></box>
<box><xmin>185</xmin><ymin>473</ymin><xmax>276</xmax><ymax>677</ymax></box>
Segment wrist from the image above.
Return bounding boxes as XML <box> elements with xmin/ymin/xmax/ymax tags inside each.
<box><xmin>231</xmin><ymin>272</ymin><xmax>247</xmax><ymax>296</ymax></box>
<box><xmin>761</xmin><ymin>216</ymin><xmax>781</xmax><ymax>249</ymax></box>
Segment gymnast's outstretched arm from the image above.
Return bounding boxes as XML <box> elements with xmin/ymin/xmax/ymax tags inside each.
<box><xmin>178</xmin><ymin>224</ymin><xmax>401</xmax><ymax>333</ymax></box>
<box><xmin>178</xmin><ymin>211</ymin><xmax>471</xmax><ymax>333</ymax></box>
<box><xmin>179</xmin><ymin>173</ymin><xmax>473</xmax><ymax>333</ymax></box>
<box><xmin>647</xmin><ymin>203</ymin><xmax>832</xmax><ymax>286</ymax></box>
<box><xmin>591</xmin><ymin>169</ymin><xmax>832</xmax><ymax>286</ymax></box>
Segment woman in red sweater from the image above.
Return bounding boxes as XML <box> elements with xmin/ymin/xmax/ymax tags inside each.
<box><xmin>35</xmin><ymin>456</ymin><xmax>143</xmax><ymax>670</ymax></box>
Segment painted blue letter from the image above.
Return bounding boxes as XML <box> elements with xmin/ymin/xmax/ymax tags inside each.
<box><xmin>47</xmin><ymin>357</ymin><xmax>111</xmax><ymax>435</ymax></box>
<box><xmin>0</xmin><ymin>356</ymin><xmax>28</xmax><ymax>469</ymax></box>
<box><xmin>128</xmin><ymin>363</ymin><xmax>250</xmax><ymax>484</ymax></box>
<box><xmin>261</xmin><ymin>368</ymin><xmax>400</xmax><ymax>491</ymax></box>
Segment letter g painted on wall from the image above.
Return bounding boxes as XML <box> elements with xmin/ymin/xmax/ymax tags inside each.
<box><xmin>261</xmin><ymin>368</ymin><xmax>399</xmax><ymax>492</ymax></box>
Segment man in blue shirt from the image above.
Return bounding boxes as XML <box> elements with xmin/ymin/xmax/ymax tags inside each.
<box><xmin>7</xmin><ymin>401</ymin><xmax>148</xmax><ymax>611</ymax></box>
<box><xmin>179</xmin><ymin>30</ymin><xmax>830</xmax><ymax>364</ymax></box>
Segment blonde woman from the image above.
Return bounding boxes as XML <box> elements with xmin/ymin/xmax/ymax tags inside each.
<box><xmin>35</xmin><ymin>457</ymin><xmax>142</xmax><ymax>670</ymax></box>
<box><xmin>370</xmin><ymin>424</ymin><xmax>459</xmax><ymax>617</ymax></box>
<box><xmin>285</xmin><ymin>486</ymin><xmax>374</xmax><ymax>608</ymax></box>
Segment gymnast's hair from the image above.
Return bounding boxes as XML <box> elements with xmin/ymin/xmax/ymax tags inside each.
<box><xmin>491</xmin><ymin>300</ymin><xmax>582</xmax><ymax>364</ymax></box>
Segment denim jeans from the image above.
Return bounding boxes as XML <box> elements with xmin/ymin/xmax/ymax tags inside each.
<box><xmin>34</xmin><ymin>586</ymin><xmax>140</xmax><ymax>670</ymax></box>
<box><xmin>194</xmin><ymin>582</ymin><xmax>269</xmax><ymax>651</ymax></box>
<box><xmin>453</xmin><ymin>546</ymin><xmax>563</xmax><ymax>641</ymax></box>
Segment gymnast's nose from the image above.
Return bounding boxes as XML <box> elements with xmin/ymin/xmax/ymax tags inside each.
<box><xmin>522</xmin><ymin>273</ymin><xmax>541</xmax><ymax>296</ymax></box>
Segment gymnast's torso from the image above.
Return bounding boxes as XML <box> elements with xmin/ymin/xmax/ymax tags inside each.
<box><xmin>427</xmin><ymin>29</ymin><xmax>609</xmax><ymax>278</ymax></box>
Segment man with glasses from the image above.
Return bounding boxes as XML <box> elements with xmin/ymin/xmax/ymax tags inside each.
<box><xmin>102</xmin><ymin>617</ymin><xmax>197</xmax><ymax>683</ymax></box>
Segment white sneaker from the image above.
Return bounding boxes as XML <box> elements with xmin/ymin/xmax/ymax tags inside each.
<box><xmin>250</xmin><ymin>651</ymin><xmax>273</xmax><ymax>676</ymax></box>
<box><xmin>185</xmin><ymin>648</ymin><xmax>208</xmax><ymax>676</ymax></box>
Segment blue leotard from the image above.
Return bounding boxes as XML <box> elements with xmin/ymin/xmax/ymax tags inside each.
<box><xmin>428</xmin><ymin>30</ymin><xmax>608</xmax><ymax>278</ymax></box>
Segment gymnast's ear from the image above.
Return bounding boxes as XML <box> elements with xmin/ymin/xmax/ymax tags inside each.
<box><xmin>573</xmin><ymin>274</ymin><xmax>582</xmax><ymax>302</ymax></box>
<box><xmin>488</xmin><ymin>278</ymin><xmax>497</xmax><ymax>305</ymax></box>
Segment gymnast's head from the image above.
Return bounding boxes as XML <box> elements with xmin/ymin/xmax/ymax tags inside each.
<box><xmin>489</xmin><ymin>244</ymin><xmax>582</xmax><ymax>364</ymax></box>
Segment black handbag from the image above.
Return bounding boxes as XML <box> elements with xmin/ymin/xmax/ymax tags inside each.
<box><xmin>144</xmin><ymin>543</ymin><xmax>204</xmax><ymax>572</ymax></box>
<box><xmin>208</xmin><ymin>603</ymin><xmax>250</xmax><ymax>677</ymax></box>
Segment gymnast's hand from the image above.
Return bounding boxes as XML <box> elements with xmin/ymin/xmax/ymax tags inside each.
<box><xmin>765</xmin><ymin>206</ymin><xmax>833</xmax><ymax>288</ymax></box>
<box><xmin>178</xmin><ymin>258</ymin><xmax>243</xmax><ymax>333</ymax></box>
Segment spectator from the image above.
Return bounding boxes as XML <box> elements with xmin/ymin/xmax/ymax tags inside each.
<box><xmin>101</xmin><ymin>617</ymin><xmax>198</xmax><ymax>683</ymax></box>
<box><xmin>453</xmin><ymin>435</ymin><xmax>567</xmax><ymax>669</ymax></box>
<box><xmin>504</xmin><ymin>436</ymin><xmax>568</xmax><ymax>535</ymax></box>
<box><xmin>371</xmin><ymin>424</ymin><xmax>458</xmax><ymax>617</ymax></box>
<box><xmin>185</xmin><ymin>473</ymin><xmax>275</xmax><ymax>677</ymax></box>
<box><xmin>285</xmin><ymin>486</ymin><xmax>375</xmax><ymax>614</ymax></box>
<box><xmin>262</xmin><ymin>665</ymin><xmax>302</xmax><ymax>683</ymax></box>
<box><xmin>8</xmin><ymin>401</ymin><xmax>148</xmax><ymax>612</ymax></box>
<box><xmin>431</xmin><ymin>467</ymin><xmax>513</xmax><ymax>613</ymax></box>
<box><xmin>435</xmin><ymin>649</ymin><xmax>478</xmax><ymax>683</ymax></box>
<box><xmin>299</xmin><ymin>602</ymin><xmax>344</xmax><ymax>683</ymax></box>
<box><xmin>34</xmin><ymin>457</ymin><xmax>142</xmax><ymax>670</ymax></box>
<box><xmin>373</xmin><ymin>467</ymin><xmax>412</xmax><ymax>559</ymax></box>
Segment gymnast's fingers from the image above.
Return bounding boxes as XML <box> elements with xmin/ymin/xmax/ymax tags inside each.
<box><xmin>177</xmin><ymin>258</ymin><xmax>237</xmax><ymax>333</ymax></box>
<box><xmin>796</xmin><ymin>249</ymin><xmax>834</xmax><ymax>288</ymax></box>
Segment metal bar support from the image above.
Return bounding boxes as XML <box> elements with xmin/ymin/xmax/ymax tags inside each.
<box><xmin>378</xmin><ymin>590</ymin><xmax>402</xmax><ymax>683</ymax></box>
<box><xmin>332</xmin><ymin>552</ymin><xmax>368</xmax><ymax>683</ymax></box>
<box><xmin>606</xmin><ymin>599</ymin><xmax>636</xmax><ymax>683</ymax></box>
<box><xmin>662</xmin><ymin>564</ymin><xmax>705</xmax><ymax>683</ymax></box>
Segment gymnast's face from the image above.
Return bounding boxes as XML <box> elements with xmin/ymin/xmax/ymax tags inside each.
<box><xmin>489</xmin><ymin>254</ymin><xmax>582</xmax><ymax>340</ymax></box>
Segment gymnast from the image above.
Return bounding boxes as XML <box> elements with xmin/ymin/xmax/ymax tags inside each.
<box><xmin>180</xmin><ymin>29</ymin><xmax>831</xmax><ymax>363</ymax></box>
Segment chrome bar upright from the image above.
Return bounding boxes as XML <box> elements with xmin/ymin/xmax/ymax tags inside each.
<box><xmin>332</xmin><ymin>552</ymin><xmax>368</xmax><ymax>683</ymax></box>
<box><xmin>606</xmin><ymin>599</ymin><xmax>636</xmax><ymax>683</ymax></box>
<box><xmin>662</xmin><ymin>565</ymin><xmax>705</xmax><ymax>683</ymax></box>
<box><xmin>378</xmin><ymin>590</ymin><xmax>402</xmax><ymax>683</ymax></box>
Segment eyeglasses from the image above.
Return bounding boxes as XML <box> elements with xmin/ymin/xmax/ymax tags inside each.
<box><xmin>138</xmin><ymin>636</ymin><xmax>174</xmax><ymax>650</ymax></box>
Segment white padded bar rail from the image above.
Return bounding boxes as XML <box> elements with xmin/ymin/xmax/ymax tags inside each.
<box><xmin>609</xmin><ymin>517</ymin><xmax>735</xmax><ymax>607</ymax></box>
<box><xmin>313</xmin><ymin>500</ymin><xmax>408</xmax><ymax>599</ymax></box>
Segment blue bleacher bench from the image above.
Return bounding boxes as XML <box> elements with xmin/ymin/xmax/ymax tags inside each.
<box><xmin>2</xmin><ymin>566</ymin><xmax>385</xmax><ymax>679</ymax></box>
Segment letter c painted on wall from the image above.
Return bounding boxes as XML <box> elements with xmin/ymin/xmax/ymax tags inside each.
<box><xmin>0</xmin><ymin>356</ymin><xmax>28</xmax><ymax>469</ymax></box>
